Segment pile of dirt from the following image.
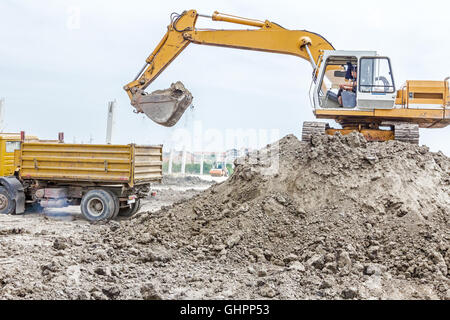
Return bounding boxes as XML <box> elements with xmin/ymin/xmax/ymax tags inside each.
<box><xmin>120</xmin><ymin>132</ymin><xmax>449</xmax><ymax>299</ymax></box>
<box><xmin>1</xmin><ymin>132</ymin><xmax>448</xmax><ymax>300</ymax></box>
<box><xmin>145</xmin><ymin>188</ymin><xmax>202</xmax><ymax>211</ymax></box>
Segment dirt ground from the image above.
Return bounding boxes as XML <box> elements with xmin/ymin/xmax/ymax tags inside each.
<box><xmin>0</xmin><ymin>134</ymin><xmax>449</xmax><ymax>300</ymax></box>
<box><xmin>0</xmin><ymin>176</ymin><xmax>221</xmax><ymax>300</ymax></box>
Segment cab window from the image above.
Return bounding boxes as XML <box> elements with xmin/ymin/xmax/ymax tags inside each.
<box><xmin>359</xmin><ymin>57</ymin><xmax>395</xmax><ymax>93</ymax></box>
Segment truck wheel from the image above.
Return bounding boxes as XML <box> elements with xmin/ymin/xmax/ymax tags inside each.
<box><xmin>0</xmin><ymin>186</ymin><xmax>15</xmax><ymax>215</ymax></box>
<box><xmin>80</xmin><ymin>189</ymin><xmax>115</xmax><ymax>222</ymax></box>
<box><xmin>105</xmin><ymin>190</ymin><xmax>120</xmax><ymax>220</ymax></box>
<box><xmin>118</xmin><ymin>198</ymin><xmax>141</xmax><ymax>218</ymax></box>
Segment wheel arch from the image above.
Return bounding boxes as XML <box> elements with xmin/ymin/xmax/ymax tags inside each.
<box><xmin>0</xmin><ymin>177</ymin><xmax>25</xmax><ymax>214</ymax></box>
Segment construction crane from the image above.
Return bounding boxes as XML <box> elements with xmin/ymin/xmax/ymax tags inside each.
<box><xmin>123</xmin><ymin>10</ymin><xmax>450</xmax><ymax>144</ymax></box>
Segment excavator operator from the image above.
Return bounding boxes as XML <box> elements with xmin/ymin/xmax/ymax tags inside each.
<box><xmin>337</xmin><ymin>62</ymin><xmax>357</xmax><ymax>107</ymax></box>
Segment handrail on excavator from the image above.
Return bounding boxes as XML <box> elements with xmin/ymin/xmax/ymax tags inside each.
<box><xmin>445</xmin><ymin>76</ymin><xmax>450</xmax><ymax>107</ymax></box>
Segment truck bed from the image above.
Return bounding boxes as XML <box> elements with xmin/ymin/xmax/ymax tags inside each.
<box><xmin>14</xmin><ymin>143</ymin><xmax>162</xmax><ymax>186</ymax></box>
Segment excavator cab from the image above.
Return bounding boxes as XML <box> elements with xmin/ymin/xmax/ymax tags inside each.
<box><xmin>314</xmin><ymin>50</ymin><xmax>397</xmax><ymax>111</ymax></box>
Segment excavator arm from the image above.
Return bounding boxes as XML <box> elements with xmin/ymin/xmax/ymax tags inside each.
<box><xmin>124</xmin><ymin>10</ymin><xmax>335</xmax><ymax>126</ymax></box>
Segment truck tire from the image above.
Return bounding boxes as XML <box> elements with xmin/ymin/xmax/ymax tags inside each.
<box><xmin>118</xmin><ymin>198</ymin><xmax>141</xmax><ymax>218</ymax></box>
<box><xmin>0</xmin><ymin>186</ymin><xmax>16</xmax><ymax>215</ymax></box>
<box><xmin>80</xmin><ymin>189</ymin><xmax>115</xmax><ymax>222</ymax></box>
<box><xmin>105</xmin><ymin>189</ymin><xmax>120</xmax><ymax>220</ymax></box>
<box><xmin>0</xmin><ymin>177</ymin><xmax>25</xmax><ymax>214</ymax></box>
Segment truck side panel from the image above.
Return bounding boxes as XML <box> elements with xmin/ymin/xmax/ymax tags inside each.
<box><xmin>133</xmin><ymin>145</ymin><xmax>163</xmax><ymax>184</ymax></box>
<box><xmin>17</xmin><ymin>143</ymin><xmax>133</xmax><ymax>183</ymax></box>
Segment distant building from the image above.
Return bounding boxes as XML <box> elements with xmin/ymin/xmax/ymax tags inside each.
<box><xmin>163</xmin><ymin>148</ymin><xmax>253</xmax><ymax>165</ymax></box>
<box><xmin>162</xmin><ymin>151</ymin><xmax>195</xmax><ymax>164</ymax></box>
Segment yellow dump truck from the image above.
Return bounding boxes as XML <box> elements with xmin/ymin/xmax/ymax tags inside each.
<box><xmin>0</xmin><ymin>133</ymin><xmax>162</xmax><ymax>221</ymax></box>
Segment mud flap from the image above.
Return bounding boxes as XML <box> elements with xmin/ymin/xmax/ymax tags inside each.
<box><xmin>0</xmin><ymin>177</ymin><xmax>25</xmax><ymax>214</ymax></box>
<box><xmin>131</xmin><ymin>81</ymin><xmax>193</xmax><ymax>127</ymax></box>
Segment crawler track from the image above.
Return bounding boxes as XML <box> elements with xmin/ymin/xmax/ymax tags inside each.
<box><xmin>301</xmin><ymin>121</ymin><xmax>328</xmax><ymax>142</ymax></box>
<box><xmin>383</xmin><ymin>122</ymin><xmax>420</xmax><ymax>144</ymax></box>
<box><xmin>303</xmin><ymin>121</ymin><xmax>420</xmax><ymax>144</ymax></box>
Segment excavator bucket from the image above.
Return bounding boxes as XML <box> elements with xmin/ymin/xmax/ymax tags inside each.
<box><xmin>131</xmin><ymin>81</ymin><xmax>193</xmax><ymax>127</ymax></box>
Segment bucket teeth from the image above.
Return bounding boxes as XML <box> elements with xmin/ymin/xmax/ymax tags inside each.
<box><xmin>132</xmin><ymin>81</ymin><xmax>193</xmax><ymax>127</ymax></box>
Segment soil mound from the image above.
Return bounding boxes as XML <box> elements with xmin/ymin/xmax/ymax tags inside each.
<box><xmin>125</xmin><ymin>132</ymin><xmax>449</xmax><ymax>299</ymax></box>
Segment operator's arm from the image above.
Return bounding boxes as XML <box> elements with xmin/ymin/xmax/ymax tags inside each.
<box><xmin>339</xmin><ymin>81</ymin><xmax>357</xmax><ymax>91</ymax></box>
<box><xmin>124</xmin><ymin>10</ymin><xmax>335</xmax><ymax>108</ymax></box>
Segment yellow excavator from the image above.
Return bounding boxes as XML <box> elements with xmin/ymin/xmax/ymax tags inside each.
<box><xmin>123</xmin><ymin>10</ymin><xmax>450</xmax><ymax>144</ymax></box>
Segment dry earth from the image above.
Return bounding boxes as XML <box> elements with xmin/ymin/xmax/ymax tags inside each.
<box><xmin>0</xmin><ymin>133</ymin><xmax>449</xmax><ymax>300</ymax></box>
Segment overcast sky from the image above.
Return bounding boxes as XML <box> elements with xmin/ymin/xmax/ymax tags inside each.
<box><xmin>0</xmin><ymin>0</ymin><xmax>449</xmax><ymax>154</ymax></box>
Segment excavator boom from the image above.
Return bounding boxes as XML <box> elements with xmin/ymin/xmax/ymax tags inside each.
<box><xmin>124</xmin><ymin>10</ymin><xmax>334</xmax><ymax>126</ymax></box>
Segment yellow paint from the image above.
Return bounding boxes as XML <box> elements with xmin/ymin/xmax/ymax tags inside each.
<box><xmin>0</xmin><ymin>133</ymin><xmax>38</xmax><ymax>177</ymax></box>
<box><xmin>326</xmin><ymin>128</ymin><xmax>394</xmax><ymax>142</ymax></box>
<box><xmin>315</xmin><ymin>108</ymin><xmax>449</xmax><ymax>128</ymax></box>
<box><xmin>124</xmin><ymin>10</ymin><xmax>449</xmax><ymax>131</ymax></box>
<box><xmin>395</xmin><ymin>80</ymin><xmax>448</xmax><ymax>107</ymax></box>
<box><xmin>124</xmin><ymin>9</ymin><xmax>334</xmax><ymax>99</ymax></box>
<box><xmin>212</xmin><ymin>11</ymin><xmax>265</xmax><ymax>28</ymax></box>
<box><xmin>14</xmin><ymin>142</ymin><xmax>163</xmax><ymax>186</ymax></box>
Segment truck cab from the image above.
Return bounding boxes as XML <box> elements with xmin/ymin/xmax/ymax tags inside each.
<box><xmin>0</xmin><ymin>133</ymin><xmax>38</xmax><ymax>176</ymax></box>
